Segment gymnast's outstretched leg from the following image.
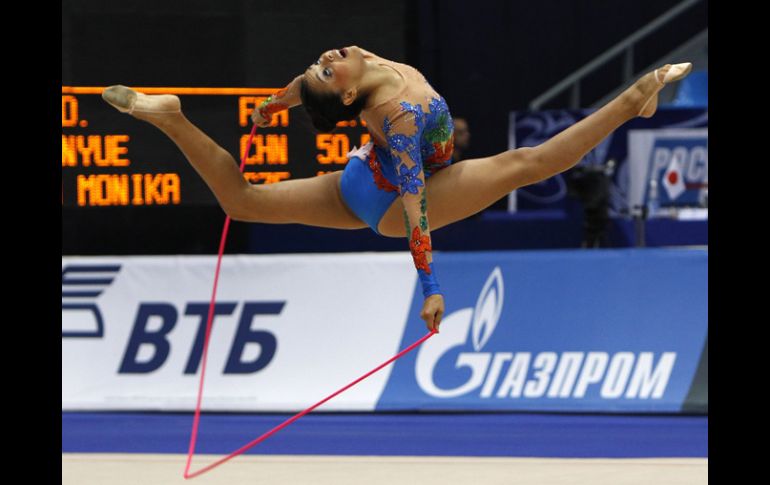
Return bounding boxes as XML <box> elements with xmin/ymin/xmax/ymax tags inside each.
<box><xmin>102</xmin><ymin>86</ymin><xmax>367</xmax><ymax>230</ymax></box>
<box><xmin>376</xmin><ymin>63</ymin><xmax>692</xmax><ymax>236</ymax></box>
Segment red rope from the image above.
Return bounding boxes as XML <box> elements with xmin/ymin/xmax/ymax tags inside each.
<box><xmin>183</xmin><ymin>122</ymin><xmax>437</xmax><ymax>479</ymax></box>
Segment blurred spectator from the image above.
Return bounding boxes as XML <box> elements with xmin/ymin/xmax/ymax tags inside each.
<box><xmin>566</xmin><ymin>162</ymin><xmax>615</xmax><ymax>248</ymax></box>
<box><xmin>452</xmin><ymin>117</ymin><xmax>471</xmax><ymax>163</ymax></box>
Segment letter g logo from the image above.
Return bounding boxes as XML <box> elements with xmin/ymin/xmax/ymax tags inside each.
<box><xmin>415</xmin><ymin>268</ymin><xmax>504</xmax><ymax>398</ymax></box>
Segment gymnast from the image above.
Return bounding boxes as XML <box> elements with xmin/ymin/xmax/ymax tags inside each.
<box><xmin>102</xmin><ymin>45</ymin><xmax>691</xmax><ymax>334</ymax></box>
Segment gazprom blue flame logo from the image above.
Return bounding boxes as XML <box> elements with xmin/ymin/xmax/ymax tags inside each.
<box><xmin>472</xmin><ymin>267</ymin><xmax>503</xmax><ymax>351</ymax></box>
<box><xmin>416</xmin><ymin>267</ymin><xmax>504</xmax><ymax>397</ymax></box>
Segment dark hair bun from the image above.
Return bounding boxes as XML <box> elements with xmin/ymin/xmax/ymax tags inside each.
<box><xmin>305</xmin><ymin>106</ymin><xmax>337</xmax><ymax>133</ymax></box>
<box><xmin>299</xmin><ymin>77</ymin><xmax>368</xmax><ymax>133</ymax></box>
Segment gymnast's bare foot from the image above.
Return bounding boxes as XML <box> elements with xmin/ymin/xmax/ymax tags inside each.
<box><xmin>626</xmin><ymin>63</ymin><xmax>692</xmax><ymax>119</ymax></box>
<box><xmin>102</xmin><ymin>85</ymin><xmax>182</xmax><ymax>126</ymax></box>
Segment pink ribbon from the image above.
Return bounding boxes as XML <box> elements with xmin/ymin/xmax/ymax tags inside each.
<box><xmin>183</xmin><ymin>122</ymin><xmax>437</xmax><ymax>479</ymax></box>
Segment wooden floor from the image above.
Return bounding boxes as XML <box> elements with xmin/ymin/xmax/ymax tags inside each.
<box><xmin>62</xmin><ymin>453</ymin><xmax>707</xmax><ymax>485</ymax></box>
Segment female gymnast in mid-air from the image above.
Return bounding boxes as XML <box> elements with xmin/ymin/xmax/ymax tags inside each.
<box><xmin>102</xmin><ymin>46</ymin><xmax>691</xmax><ymax>334</ymax></box>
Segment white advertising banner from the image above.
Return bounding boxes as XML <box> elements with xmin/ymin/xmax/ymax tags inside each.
<box><xmin>62</xmin><ymin>254</ymin><xmax>416</xmax><ymax>411</ymax></box>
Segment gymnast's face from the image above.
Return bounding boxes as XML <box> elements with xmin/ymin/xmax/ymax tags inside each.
<box><xmin>304</xmin><ymin>46</ymin><xmax>366</xmax><ymax>105</ymax></box>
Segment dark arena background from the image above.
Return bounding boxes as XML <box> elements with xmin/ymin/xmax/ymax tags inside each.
<box><xmin>62</xmin><ymin>1</ymin><xmax>708</xmax><ymax>483</ymax></box>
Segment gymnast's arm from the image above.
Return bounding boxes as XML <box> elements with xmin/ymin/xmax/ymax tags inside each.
<box><xmin>388</xmin><ymin>115</ymin><xmax>445</xmax><ymax>332</ymax></box>
<box><xmin>250</xmin><ymin>75</ymin><xmax>303</xmax><ymax>126</ymax></box>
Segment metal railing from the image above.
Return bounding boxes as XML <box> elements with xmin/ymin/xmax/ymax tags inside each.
<box><xmin>590</xmin><ymin>28</ymin><xmax>707</xmax><ymax>109</ymax></box>
<box><xmin>528</xmin><ymin>0</ymin><xmax>704</xmax><ymax>110</ymax></box>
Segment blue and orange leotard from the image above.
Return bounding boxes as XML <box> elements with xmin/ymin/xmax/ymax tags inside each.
<box><xmin>257</xmin><ymin>52</ymin><xmax>455</xmax><ymax>299</ymax></box>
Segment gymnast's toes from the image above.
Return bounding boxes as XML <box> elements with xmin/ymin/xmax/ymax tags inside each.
<box><xmin>636</xmin><ymin>62</ymin><xmax>692</xmax><ymax>118</ymax></box>
<box><xmin>102</xmin><ymin>85</ymin><xmax>138</xmax><ymax>114</ymax></box>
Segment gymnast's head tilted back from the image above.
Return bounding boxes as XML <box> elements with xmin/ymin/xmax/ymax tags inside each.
<box><xmin>300</xmin><ymin>46</ymin><xmax>370</xmax><ymax>133</ymax></box>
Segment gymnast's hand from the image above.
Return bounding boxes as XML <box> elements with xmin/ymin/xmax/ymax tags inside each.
<box><xmin>250</xmin><ymin>108</ymin><xmax>271</xmax><ymax>127</ymax></box>
<box><xmin>421</xmin><ymin>294</ymin><xmax>445</xmax><ymax>333</ymax></box>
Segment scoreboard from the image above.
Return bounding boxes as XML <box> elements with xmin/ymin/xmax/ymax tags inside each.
<box><xmin>61</xmin><ymin>87</ymin><xmax>371</xmax><ymax>207</ymax></box>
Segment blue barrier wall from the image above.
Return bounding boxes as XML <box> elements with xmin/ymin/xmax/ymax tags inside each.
<box><xmin>379</xmin><ymin>248</ymin><xmax>707</xmax><ymax>413</ymax></box>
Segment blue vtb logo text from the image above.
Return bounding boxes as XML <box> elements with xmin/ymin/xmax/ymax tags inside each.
<box><xmin>119</xmin><ymin>301</ymin><xmax>283</xmax><ymax>375</ymax></box>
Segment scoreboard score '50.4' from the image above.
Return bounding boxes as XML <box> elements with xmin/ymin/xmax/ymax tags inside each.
<box><xmin>61</xmin><ymin>87</ymin><xmax>370</xmax><ymax>207</ymax></box>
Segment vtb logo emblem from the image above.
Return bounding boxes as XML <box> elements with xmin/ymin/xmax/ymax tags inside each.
<box><xmin>61</xmin><ymin>264</ymin><xmax>121</xmax><ymax>338</ymax></box>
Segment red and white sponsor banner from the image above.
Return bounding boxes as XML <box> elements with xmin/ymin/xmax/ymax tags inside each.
<box><xmin>628</xmin><ymin>129</ymin><xmax>708</xmax><ymax>210</ymax></box>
